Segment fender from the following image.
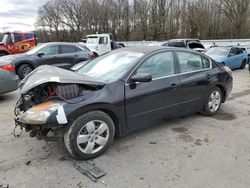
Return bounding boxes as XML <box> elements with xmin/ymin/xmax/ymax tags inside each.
<box><xmin>65</xmin><ymin>102</ymin><xmax>127</xmax><ymax>137</ymax></box>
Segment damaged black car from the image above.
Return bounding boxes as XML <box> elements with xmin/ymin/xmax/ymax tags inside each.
<box><xmin>14</xmin><ymin>47</ymin><xmax>233</xmax><ymax>159</ymax></box>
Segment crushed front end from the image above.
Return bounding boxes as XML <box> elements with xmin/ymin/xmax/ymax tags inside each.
<box><xmin>14</xmin><ymin>65</ymin><xmax>105</xmax><ymax>141</ymax></box>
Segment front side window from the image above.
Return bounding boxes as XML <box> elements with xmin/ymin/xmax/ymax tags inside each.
<box><xmin>137</xmin><ymin>52</ymin><xmax>175</xmax><ymax>79</ymax></box>
<box><xmin>178</xmin><ymin>51</ymin><xmax>209</xmax><ymax>73</ymax></box>
<box><xmin>39</xmin><ymin>45</ymin><xmax>59</xmax><ymax>55</ymax></box>
<box><xmin>229</xmin><ymin>48</ymin><xmax>237</xmax><ymax>56</ymax></box>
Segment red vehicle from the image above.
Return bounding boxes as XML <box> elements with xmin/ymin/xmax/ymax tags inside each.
<box><xmin>0</xmin><ymin>32</ymin><xmax>37</xmax><ymax>56</ymax></box>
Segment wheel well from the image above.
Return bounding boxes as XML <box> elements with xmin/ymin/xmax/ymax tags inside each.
<box><xmin>93</xmin><ymin>52</ymin><xmax>99</xmax><ymax>57</ymax></box>
<box><xmin>15</xmin><ymin>62</ymin><xmax>34</xmax><ymax>73</ymax></box>
<box><xmin>68</xmin><ymin>108</ymin><xmax>121</xmax><ymax>137</ymax></box>
<box><xmin>99</xmin><ymin>109</ymin><xmax>120</xmax><ymax>137</ymax></box>
<box><xmin>215</xmin><ymin>84</ymin><xmax>226</xmax><ymax>103</ymax></box>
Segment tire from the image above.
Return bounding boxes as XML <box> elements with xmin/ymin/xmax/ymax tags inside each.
<box><xmin>17</xmin><ymin>64</ymin><xmax>33</xmax><ymax>79</ymax></box>
<box><xmin>64</xmin><ymin>111</ymin><xmax>115</xmax><ymax>160</ymax></box>
<box><xmin>240</xmin><ymin>59</ymin><xmax>247</xmax><ymax>69</ymax></box>
<box><xmin>201</xmin><ymin>86</ymin><xmax>222</xmax><ymax>116</ymax></box>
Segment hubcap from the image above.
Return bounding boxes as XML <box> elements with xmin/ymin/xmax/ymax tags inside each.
<box><xmin>208</xmin><ymin>91</ymin><xmax>221</xmax><ymax>113</ymax></box>
<box><xmin>22</xmin><ymin>66</ymin><xmax>32</xmax><ymax>77</ymax></box>
<box><xmin>77</xmin><ymin>120</ymin><xmax>109</xmax><ymax>154</ymax></box>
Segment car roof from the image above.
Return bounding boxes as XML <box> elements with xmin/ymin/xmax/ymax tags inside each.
<box><xmin>115</xmin><ymin>46</ymin><xmax>199</xmax><ymax>54</ymax></box>
<box><xmin>41</xmin><ymin>42</ymin><xmax>81</xmax><ymax>46</ymax></box>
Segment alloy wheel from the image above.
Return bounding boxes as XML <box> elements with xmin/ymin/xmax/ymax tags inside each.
<box><xmin>208</xmin><ymin>91</ymin><xmax>221</xmax><ymax>113</ymax></box>
<box><xmin>76</xmin><ymin>120</ymin><xmax>109</xmax><ymax>154</ymax></box>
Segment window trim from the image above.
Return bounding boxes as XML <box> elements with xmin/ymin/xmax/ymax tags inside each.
<box><xmin>125</xmin><ymin>50</ymin><xmax>213</xmax><ymax>85</ymax></box>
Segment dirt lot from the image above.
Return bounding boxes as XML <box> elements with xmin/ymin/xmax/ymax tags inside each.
<box><xmin>0</xmin><ymin>68</ymin><xmax>250</xmax><ymax>188</ymax></box>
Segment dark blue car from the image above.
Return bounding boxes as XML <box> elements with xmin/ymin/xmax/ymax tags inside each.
<box><xmin>206</xmin><ymin>46</ymin><xmax>248</xmax><ymax>69</ymax></box>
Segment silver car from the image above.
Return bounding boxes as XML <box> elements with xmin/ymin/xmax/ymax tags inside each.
<box><xmin>0</xmin><ymin>60</ymin><xmax>19</xmax><ymax>94</ymax></box>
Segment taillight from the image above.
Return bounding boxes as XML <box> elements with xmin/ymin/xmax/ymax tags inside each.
<box><xmin>0</xmin><ymin>65</ymin><xmax>15</xmax><ymax>72</ymax></box>
<box><xmin>223</xmin><ymin>66</ymin><xmax>232</xmax><ymax>76</ymax></box>
<box><xmin>88</xmin><ymin>51</ymin><xmax>95</xmax><ymax>59</ymax></box>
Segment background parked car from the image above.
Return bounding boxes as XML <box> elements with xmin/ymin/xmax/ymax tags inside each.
<box><xmin>0</xmin><ymin>31</ymin><xmax>37</xmax><ymax>57</ymax></box>
<box><xmin>205</xmin><ymin>46</ymin><xmax>248</xmax><ymax>69</ymax></box>
<box><xmin>0</xmin><ymin>42</ymin><xmax>94</xmax><ymax>79</ymax></box>
<box><xmin>0</xmin><ymin>60</ymin><xmax>19</xmax><ymax>94</ymax></box>
<box><xmin>148</xmin><ymin>39</ymin><xmax>205</xmax><ymax>52</ymax></box>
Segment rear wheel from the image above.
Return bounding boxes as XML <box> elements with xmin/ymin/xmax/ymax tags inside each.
<box><xmin>64</xmin><ymin>111</ymin><xmax>115</xmax><ymax>160</ymax></box>
<box><xmin>17</xmin><ymin>64</ymin><xmax>33</xmax><ymax>79</ymax></box>
<box><xmin>241</xmin><ymin>59</ymin><xmax>247</xmax><ymax>69</ymax></box>
<box><xmin>201</xmin><ymin>86</ymin><xmax>222</xmax><ymax>116</ymax></box>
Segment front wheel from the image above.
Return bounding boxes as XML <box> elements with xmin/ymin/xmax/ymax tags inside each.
<box><xmin>201</xmin><ymin>86</ymin><xmax>222</xmax><ymax>116</ymax></box>
<box><xmin>64</xmin><ymin>111</ymin><xmax>115</xmax><ymax>160</ymax></box>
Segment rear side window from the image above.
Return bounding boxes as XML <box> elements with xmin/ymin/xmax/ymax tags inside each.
<box><xmin>23</xmin><ymin>33</ymin><xmax>33</xmax><ymax>40</ymax></box>
<box><xmin>177</xmin><ymin>51</ymin><xmax>210</xmax><ymax>73</ymax></box>
<box><xmin>137</xmin><ymin>51</ymin><xmax>175</xmax><ymax>79</ymax></box>
<box><xmin>13</xmin><ymin>33</ymin><xmax>22</xmax><ymax>43</ymax></box>
<box><xmin>60</xmin><ymin>45</ymin><xmax>76</xmax><ymax>54</ymax></box>
<box><xmin>235</xmin><ymin>48</ymin><xmax>243</xmax><ymax>54</ymax></box>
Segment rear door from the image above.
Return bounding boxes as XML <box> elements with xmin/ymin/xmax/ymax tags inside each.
<box><xmin>176</xmin><ymin>50</ymin><xmax>213</xmax><ymax>116</ymax></box>
<box><xmin>125</xmin><ymin>51</ymin><xmax>181</xmax><ymax>127</ymax></box>
<box><xmin>56</xmin><ymin>45</ymin><xmax>81</xmax><ymax>69</ymax></box>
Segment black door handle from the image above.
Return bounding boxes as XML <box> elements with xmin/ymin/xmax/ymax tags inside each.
<box><xmin>171</xmin><ymin>83</ymin><xmax>177</xmax><ymax>89</ymax></box>
<box><xmin>206</xmin><ymin>74</ymin><xmax>212</xmax><ymax>79</ymax></box>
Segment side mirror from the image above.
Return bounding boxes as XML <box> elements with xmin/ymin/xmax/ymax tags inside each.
<box><xmin>130</xmin><ymin>73</ymin><xmax>152</xmax><ymax>83</ymax></box>
<box><xmin>37</xmin><ymin>52</ymin><xmax>44</xmax><ymax>57</ymax></box>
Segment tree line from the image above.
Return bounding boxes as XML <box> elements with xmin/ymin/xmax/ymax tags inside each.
<box><xmin>35</xmin><ymin>0</ymin><xmax>250</xmax><ymax>42</ymax></box>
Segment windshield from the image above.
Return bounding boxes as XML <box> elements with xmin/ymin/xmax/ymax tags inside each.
<box><xmin>86</xmin><ymin>37</ymin><xmax>99</xmax><ymax>44</ymax></box>
<box><xmin>2</xmin><ymin>34</ymin><xmax>10</xmax><ymax>44</ymax></box>
<box><xmin>26</xmin><ymin>43</ymin><xmax>48</xmax><ymax>55</ymax></box>
<box><xmin>206</xmin><ymin>47</ymin><xmax>229</xmax><ymax>56</ymax></box>
<box><xmin>77</xmin><ymin>51</ymin><xmax>144</xmax><ymax>82</ymax></box>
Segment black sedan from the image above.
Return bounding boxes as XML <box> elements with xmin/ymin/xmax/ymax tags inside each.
<box><xmin>15</xmin><ymin>47</ymin><xmax>233</xmax><ymax>159</ymax></box>
<box><xmin>0</xmin><ymin>42</ymin><xmax>93</xmax><ymax>79</ymax></box>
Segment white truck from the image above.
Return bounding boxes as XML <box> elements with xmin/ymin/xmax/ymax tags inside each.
<box><xmin>84</xmin><ymin>33</ymin><xmax>124</xmax><ymax>57</ymax></box>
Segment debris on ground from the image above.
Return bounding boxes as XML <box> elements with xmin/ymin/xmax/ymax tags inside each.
<box><xmin>25</xmin><ymin>160</ymin><xmax>31</xmax><ymax>166</ymax></box>
<box><xmin>74</xmin><ymin>161</ymin><xmax>107</xmax><ymax>182</ymax></box>
<box><xmin>0</xmin><ymin>185</ymin><xmax>9</xmax><ymax>188</ymax></box>
<box><xmin>149</xmin><ymin>141</ymin><xmax>157</xmax><ymax>144</ymax></box>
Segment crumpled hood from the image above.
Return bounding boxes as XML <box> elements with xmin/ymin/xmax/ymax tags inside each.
<box><xmin>19</xmin><ymin>65</ymin><xmax>106</xmax><ymax>94</ymax></box>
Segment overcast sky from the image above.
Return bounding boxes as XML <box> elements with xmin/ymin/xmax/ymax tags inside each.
<box><xmin>0</xmin><ymin>0</ymin><xmax>48</xmax><ymax>32</ymax></box>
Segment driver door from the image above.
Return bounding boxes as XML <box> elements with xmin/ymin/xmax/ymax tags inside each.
<box><xmin>227</xmin><ymin>48</ymin><xmax>238</xmax><ymax>69</ymax></box>
<box><xmin>125</xmin><ymin>51</ymin><xmax>180</xmax><ymax>128</ymax></box>
<box><xmin>35</xmin><ymin>45</ymin><xmax>60</xmax><ymax>67</ymax></box>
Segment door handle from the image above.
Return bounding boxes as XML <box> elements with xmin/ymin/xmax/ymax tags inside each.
<box><xmin>170</xmin><ymin>83</ymin><xmax>177</xmax><ymax>89</ymax></box>
<box><xmin>206</xmin><ymin>74</ymin><xmax>212</xmax><ymax>79</ymax></box>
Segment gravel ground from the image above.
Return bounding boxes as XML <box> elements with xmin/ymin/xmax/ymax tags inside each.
<box><xmin>0</xmin><ymin>68</ymin><xmax>250</xmax><ymax>188</ymax></box>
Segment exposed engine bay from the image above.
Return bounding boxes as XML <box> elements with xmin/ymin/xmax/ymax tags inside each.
<box><xmin>14</xmin><ymin>65</ymin><xmax>106</xmax><ymax>141</ymax></box>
